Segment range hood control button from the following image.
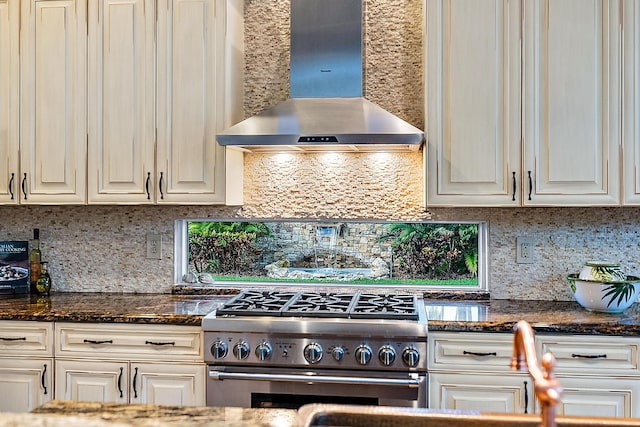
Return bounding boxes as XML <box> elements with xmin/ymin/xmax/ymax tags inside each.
<box><xmin>378</xmin><ymin>345</ymin><xmax>396</xmax><ymax>366</ymax></box>
<box><xmin>355</xmin><ymin>344</ymin><xmax>372</xmax><ymax>365</ymax></box>
<box><xmin>402</xmin><ymin>346</ymin><xmax>420</xmax><ymax>367</ymax></box>
<box><xmin>211</xmin><ymin>340</ymin><xmax>228</xmax><ymax>359</ymax></box>
<box><xmin>233</xmin><ymin>341</ymin><xmax>250</xmax><ymax>360</ymax></box>
<box><xmin>255</xmin><ymin>342</ymin><xmax>272</xmax><ymax>361</ymax></box>
<box><xmin>304</xmin><ymin>343</ymin><xmax>323</xmax><ymax>364</ymax></box>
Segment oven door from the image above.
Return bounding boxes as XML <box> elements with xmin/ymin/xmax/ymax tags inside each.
<box><xmin>207</xmin><ymin>366</ymin><xmax>427</xmax><ymax>409</ymax></box>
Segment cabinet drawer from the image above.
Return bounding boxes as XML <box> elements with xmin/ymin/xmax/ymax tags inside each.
<box><xmin>538</xmin><ymin>335</ymin><xmax>639</xmax><ymax>375</ymax></box>
<box><xmin>428</xmin><ymin>332</ymin><xmax>515</xmax><ymax>372</ymax></box>
<box><xmin>56</xmin><ymin>323</ymin><xmax>202</xmax><ymax>361</ymax></box>
<box><xmin>0</xmin><ymin>321</ymin><xmax>53</xmax><ymax>356</ymax></box>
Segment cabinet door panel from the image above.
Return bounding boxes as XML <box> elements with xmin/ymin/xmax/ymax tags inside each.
<box><xmin>55</xmin><ymin>359</ymin><xmax>129</xmax><ymax>403</ymax></box>
<box><xmin>623</xmin><ymin>0</ymin><xmax>640</xmax><ymax>204</ymax></box>
<box><xmin>426</xmin><ymin>0</ymin><xmax>521</xmax><ymax>206</ymax></box>
<box><xmin>0</xmin><ymin>358</ymin><xmax>52</xmax><ymax>412</ymax></box>
<box><xmin>556</xmin><ymin>376</ymin><xmax>640</xmax><ymax>418</ymax></box>
<box><xmin>20</xmin><ymin>0</ymin><xmax>87</xmax><ymax>204</ymax></box>
<box><xmin>157</xmin><ymin>0</ymin><xmax>226</xmax><ymax>204</ymax></box>
<box><xmin>0</xmin><ymin>0</ymin><xmax>19</xmax><ymax>204</ymax></box>
<box><xmin>429</xmin><ymin>372</ymin><xmax>531</xmax><ymax>414</ymax></box>
<box><xmin>87</xmin><ymin>0</ymin><xmax>156</xmax><ymax>204</ymax></box>
<box><xmin>131</xmin><ymin>362</ymin><xmax>205</xmax><ymax>406</ymax></box>
<box><xmin>523</xmin><ymin>0</ymin><xmax>620</xmax><ymax>205</ymax></box>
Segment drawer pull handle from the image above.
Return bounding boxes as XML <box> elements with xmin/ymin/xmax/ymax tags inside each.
<box><xmin>571</xmin><ymin>353</ymin><xmax>607</xmax><ymax>359</ymax></box>
<box><xmin>0</xmin><ymin>336</ymin><xmax>27</xmax><ymax>341</ymax></box>
<box><xmin>41</xmin><ymin>363</ymin><xmax>47</xmax><ymax>395</ymax></box>
<box><xmin>83</xmin><ymin>339</ymin><xmax>113</xmax><ymax>344</ymax></box>
<box><xmin>463</xmin><ymin>350</ymin><xmax>497</xmax><ymax>357</ymax></box>
<box><xmin>523</xmin><ymin>380</ymin><xmax>528</xmax><ymax>413</ymax></box>
<box><xmin>145</xmin><ymin>340</ymin><xmax>175</xmax><ymax>346</ymax></box>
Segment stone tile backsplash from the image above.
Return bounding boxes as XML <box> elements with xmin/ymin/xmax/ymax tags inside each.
<box><xmin>1</xmin><ymin>203</ymin><xmax>639</xmax><ymax>301</ymax></box>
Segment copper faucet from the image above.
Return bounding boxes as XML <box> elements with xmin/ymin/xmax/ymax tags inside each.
<box><xmin>512</xmin><ymin>320</ymin><xmax>563</xmax><ymax>427</ymax></box>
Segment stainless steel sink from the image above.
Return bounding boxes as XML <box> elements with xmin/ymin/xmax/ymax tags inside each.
<box><xmin>295</xmin><ymin>404</ymin><xmax>640</xmax><ymax>427</ymax></box>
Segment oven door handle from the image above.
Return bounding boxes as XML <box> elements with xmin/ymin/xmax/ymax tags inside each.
<box><xmin>208</xmin><ymin>371</ymin><xmax>421</xmax><ymax>388</ymax></box>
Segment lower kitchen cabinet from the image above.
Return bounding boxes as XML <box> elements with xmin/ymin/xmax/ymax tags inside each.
<box><xmin>554</xmin><ymin>376</ymin><xmax>640</xmax><ymax>418</ymax></box>
<box><xmin>429</xmin><ymin>331</ymin><xmax>640</xmax><ymax>418</ymax></box>
<box><xmin>55</xmin><ymin>359</ymin><xmax>128</xmax><ymax>403</ymax></box>
<box><xmin>0</xmin><ymin>321</ymin><xmax>53</xmax><ymax>412</ymax></box>
<box><xmin>54</xmin><ymin>322</ymin><xmax>205</xmax><ymax>406</ymax></box>
<box><xmin>0</xmin><ymin>358</ymin><xmax>53</xmax><ymax>412</ymax></box>
<box><xmin>429</xmin><ymin>372</ymin><xmax>531</xmax><ymax>413</ymax></box>
<box><xmin>55</xmin><ymin>359</ymin><xmax>205</xmax><ymax>405</ymax></box>
<box><xmin>428</xmin><ymin>332</ymin><xmax>532</xmax><ymax>413</ymax></box>
<box><xmin>538</xmin><ymin>334</ymin><xmax>640</xmax><ymax>418</ymax></box>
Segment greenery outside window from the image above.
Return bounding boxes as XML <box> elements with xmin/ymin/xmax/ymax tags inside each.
<box><xmin>175</xmin><ymin>220</ymin><xmax>488</xmax><ymax>291</ymax></box>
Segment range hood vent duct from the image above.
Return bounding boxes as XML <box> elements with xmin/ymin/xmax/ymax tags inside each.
<box><xmin>216</xmin><ymin>0</ymin><xmax>424</xmax><ymax>153</ymax></box>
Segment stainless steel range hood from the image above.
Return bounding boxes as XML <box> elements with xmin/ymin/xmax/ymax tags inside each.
<box><xmin>216</xmin><ymin>0</ymin><xmax>424</xmax><ymax>153</ymax></box>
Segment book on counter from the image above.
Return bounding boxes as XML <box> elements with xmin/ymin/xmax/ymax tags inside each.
<box><xmin>0</xmin><ymin>241</ymin><xmax>29</xmax><ymax>294</ymax></box>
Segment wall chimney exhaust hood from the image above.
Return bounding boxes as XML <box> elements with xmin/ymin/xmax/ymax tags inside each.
<box><xmin>216</xmin><ymin>0</ymin><xmax>424</xmax><ymax>153</ymax></box>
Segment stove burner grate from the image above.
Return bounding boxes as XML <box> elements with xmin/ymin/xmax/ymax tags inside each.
<box><xmin>281</xmin><ymin>292</ymin><xmax>358</xmax><ymax>318</ymax></box>
<box><xmin>350</xmin><ymin>293</ymin><xmax>418</xmax><ymax>320</ymax></box>
<box><xmin>215</xmin><ymin>290</ymin><xmax>420</xmax><ymax>320</ymax></box>
<box><xmin>215</xmin><ymin>290</ymin><xmax>299</xmax><ymax>316</ymax></box>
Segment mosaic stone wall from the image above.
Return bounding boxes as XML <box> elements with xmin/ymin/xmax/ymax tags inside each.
<box><xmin>2</xmin><ymin>205</ymin><xmax>640</xmax><ymax>301</ymax></box>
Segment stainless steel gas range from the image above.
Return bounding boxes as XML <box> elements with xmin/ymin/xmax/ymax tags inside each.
<box><xmin>202</xmin><ymin>290</ymin><xmax>428</xmax><ymax>409</ymax></box>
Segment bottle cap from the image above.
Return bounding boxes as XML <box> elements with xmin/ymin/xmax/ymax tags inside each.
<box><xmin>33</xmin><ymin>229</ymin><xmax>40</xmax><ymax>240</ymax></box>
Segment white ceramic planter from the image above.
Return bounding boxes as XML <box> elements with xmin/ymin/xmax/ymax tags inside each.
<box><xmin>568</xmin><ymin>274</ymin><xmax>640</xmax><ymax>314</ymax></box>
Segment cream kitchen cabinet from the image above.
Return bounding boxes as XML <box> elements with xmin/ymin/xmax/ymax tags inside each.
<box><xmin>428</xmin><ymin>332</ymin><xmax>533</xmax><ymax>413</ymax></box>
<box><xmin>87</xmin><ymin>0</ymin><xmax>244</xmax><ymax>205</ymax></box>
<box><xmin>20</xmin><ymin>0</ymin><xmax>87</xmax><ymax>204</ymax></box>
<box><xmin>426</xmin><ymin>0</ymin><xmax>620</xmax><ymax>207</ymax></box>
<box><xmin>623</xmin><ymin>0</ymin><xmax>640</xmax><ymax>204</ymax></box>
<box><xmin>54</xmin><ymin>322</ymin><xmax>205</xmax><ymax>406</ymax></box>
<box><xmin>55</xmin><ymin>359</ymin><xmax>205</xmax><ymax>405</ymax></box>
<box><xmin>0</xmin><ymin>0</ymin><xmax>19</xmax><ymax>204</ymax></box>
<box><xmin>0</xmin><ymin>321</ymin><xmax>54</xmax><ymax>412</ymax></box>
<box><xmin>538</xmin><ymin>334</ymin><xmax>640</xmax><ymax>418</ymax></box>
<box><xmin>86</xmin><ymin>0</ymin><xmax>156</xmax><ymax>204</ymax></box>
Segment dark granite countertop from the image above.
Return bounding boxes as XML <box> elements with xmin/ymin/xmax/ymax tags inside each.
<box><xmin>28</xmin><ymin>400</ymin><xmax>297</xmax><ymax>427</ymax></box>
<box><xmin>1</xmin><ymin>291</ymin><xmax>640</xmax><ymax>335</ymax></box>
<box><xmin>0</xmin><ymin>292</ymin><xmax>229</xmax><ymax>326</ymax></box>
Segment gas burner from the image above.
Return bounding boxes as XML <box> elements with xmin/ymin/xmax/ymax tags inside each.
<box><xmin>282</xmin><ymin>292</ymin><xmax>357</xmax><ymax>317</ymax></box>
<box><xmin>214</xmin><ymin>290</ymin><xmax>420</xmax><ymax>320</ymax></box>
<box><xmin>216</xmin><ymin>290</ymin><xmax>298</xmax><ymax>316</ymax></box>
<box><xmin>351</xmin><ymin>293</ymin><xmax>418</xmax><ymax>320</ymax></box>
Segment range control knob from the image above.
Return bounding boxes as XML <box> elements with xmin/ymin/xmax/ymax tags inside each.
<box><xmin>232</xmin><ymin>341</ymin><xmax>250</xmax><ymax>360</ymax></box>
<box><xmin>354</xmin><ymin>344</ymin><xmax>373</xmax><ymax>365</ymax></box>
<box><xmin>378</xmin><ymin>345</ymin><xmax>396</xmax><ymax>366</ymax></box>
<box><xmin>331</xmin><ymin>346</ymin><xmax>345</xmax><ymax>362</ymax></box>
<box><xmin>255</xmin><ymin>342</ymin><xmax>272</xmax><ymax>361</ymax></box>
<box><xmin>210</xmin><ymin>340</ymin><xmax>228</xmax><ymax>359</ymax></box>
<box><xmin>304</xmin><ymin>342</ymin><xmax>323</xmax><ymax>364</ymax></box>
<box><xmin>402</xmin><ymin>346</ymin><xmax>420</xmax><ymax>367</ymax></box>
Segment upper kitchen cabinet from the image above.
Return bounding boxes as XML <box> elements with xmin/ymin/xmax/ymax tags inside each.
<box><xmin>623</xmin><ymin>0</ymin><xmax>640</xmax><ymax>204</ymax></box>
<box><xmin>87</xmin><ymin>0</ymin><xmax>156</xmax><ymax>204</ymax></box>
<box><xmin>426</xmin><ymin>0</ymin><xmax>621</xmax><ymax>207</ymax></box>
<box><xmin>155</xmin><ymin>0</ymin><xmax>241</xmax><ymax>205</ymax></box>
<box><xmin>0</xmin><ymin>0</ymin><xmax>19</xmax><ymax>204</ymax></box>
<box><xmin>20</xmin><ymin>0</ymin><xmax>87</xmax><ymax>204</ymax></box>
<box><xmin>88</xmin><ymin>0</ymin><xmax>244</xmax><ymax>205</ymax></box>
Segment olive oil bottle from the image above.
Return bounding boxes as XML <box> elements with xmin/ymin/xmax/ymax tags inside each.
<box><xmin>36</xmin><ymin>261</ymin><xmax>51</xmax><ymax>295</ymax></box>
<box><xmin>29</xmin><ymin>229</ymin><xmax>41</xmax><ymax>293</ymax></box>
